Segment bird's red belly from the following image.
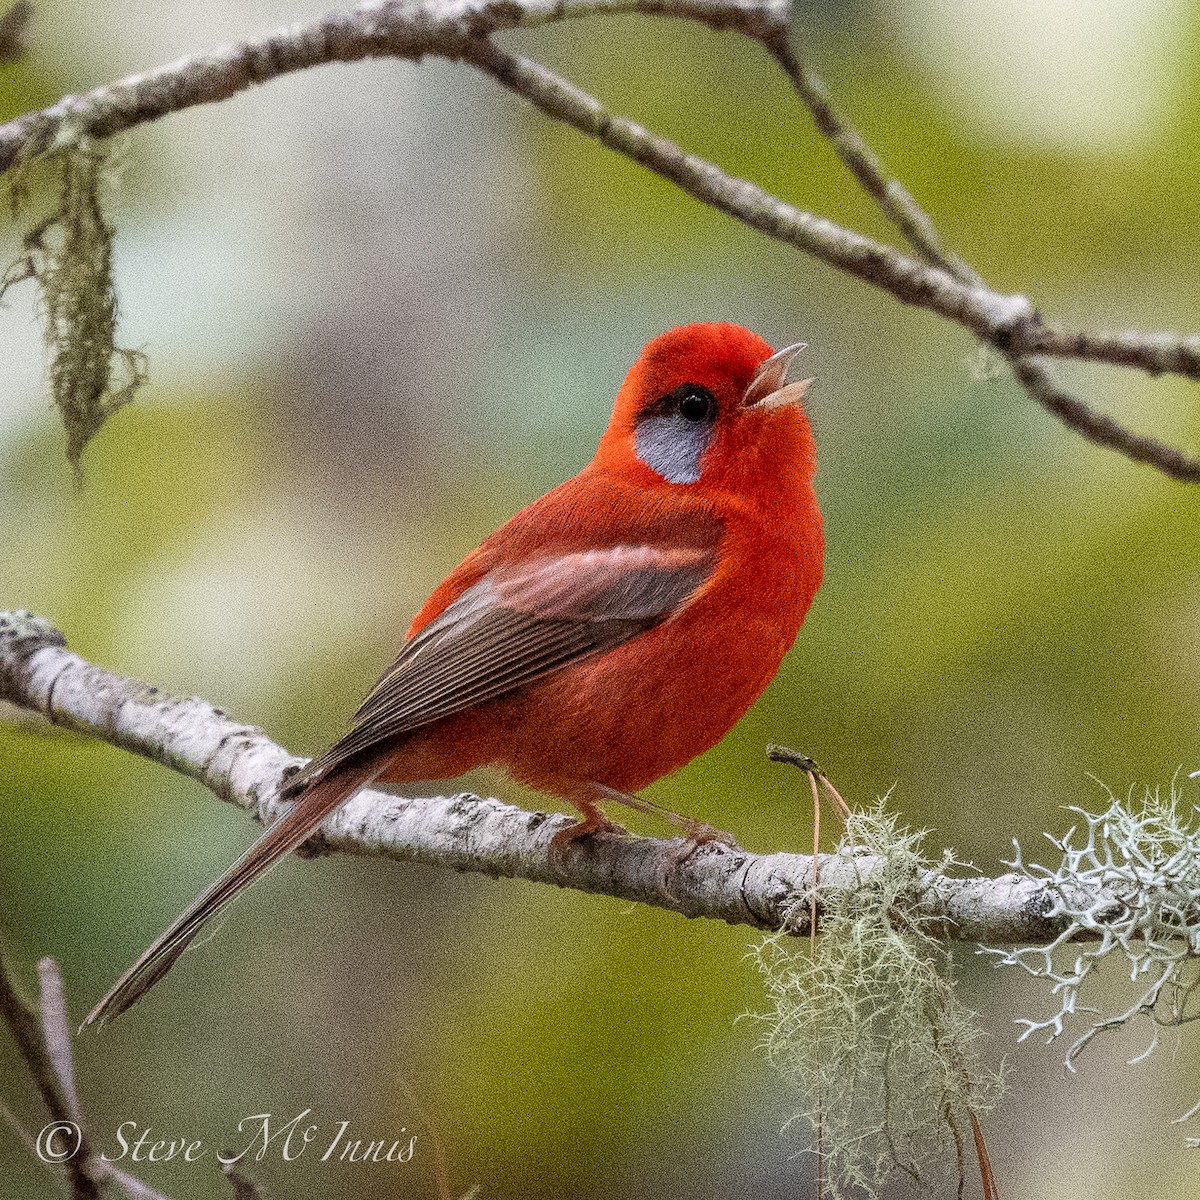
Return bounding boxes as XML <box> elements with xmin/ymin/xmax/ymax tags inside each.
<box><xmin>501</xmin><ymin>604</ymin><xmax>796</xmax><ymax>794</ymax></box>
<box><xmin>386</xmin><ymin>555</ymin><xmax>812</xmax><ymax>797</ymax></box>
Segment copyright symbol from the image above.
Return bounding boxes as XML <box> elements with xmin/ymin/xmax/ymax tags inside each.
<box><xmin>36</xmin><ymin>1121</ymin><xmax>82</xmax><ymax>1163</ymax></box>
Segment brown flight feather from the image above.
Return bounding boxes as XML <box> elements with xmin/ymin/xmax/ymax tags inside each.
<box><xmin>86</xmin><ymin>543</ymin><xmax>713</xmax><ymax>1024</ymax></box>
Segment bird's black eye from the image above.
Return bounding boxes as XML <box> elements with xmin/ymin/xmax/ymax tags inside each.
<box><xmin>675</xmin><ymin>385</ymin><xmax>716</xmax><ymax>423</ymax></box>
<box><xmin>634</xmin><ymin>383</ymin><xmax>719</xmax><ymax>483</ymax></box>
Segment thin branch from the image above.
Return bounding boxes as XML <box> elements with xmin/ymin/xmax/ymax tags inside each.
<box><xmin>0</xmin><ymin>608</ymin><xmax>1108</xmax><ymax>946</ymax></box>
<box><xmin>37</xmin><ymin>957</ymin><xmax>83</xmax><ymax>1125</ymax></box>
<box><xmin>1008</xmin><ymin>323</ymin><xmax>1200</xmax><ymax>380</ymax></box>
<box><xmin>766</xmin><ymin>36</ymin><xmax>1200</xmax><ymax>385</ymax></box>
<box><xmin>105</xmin><ymin>1166</ymin><xmax>176</xmax><ymax>1200</ymax></box>
<box><xmin>766</xmin><ymin>35</ymin><xmax>984</xmax><ymax>287</ymax></box>
<box><xmin>0</xmin><ymin>951</ymin><xmax>176</xmax><ymax>1200</ymax></box>
<box><xmin>0</xmin><ymin>1097</ymin><xmax>39</xmax><ymax>1158</ymax></box>
<box><xmin>766</xmin><ymin>33</ymin><xmax>1200</xmax><ymax>483</ymax></box>
<box><xmin>221</xmin><ymin>1161</ymin><xmax>268</xmax><ymax>1200</ymax></box>
<box><xmin>0</xmin><ymin>958</ymin><xmax>83</xmax><ymax>1145</ymax></box>
<box><xmin>0</xmin><ymin>0</ymin><xmax>1196</xmax><ymax>477</ymax></box>
<box><xmin>463</xmin><ymin>37</ymin><xmax>1034</xmax><ymax>339</ymax></box>
<box><xmin>0</xmin><ymin>0</ymin><xmax>1030</xmax><ymax>343</ymax></box>
<box><xmin>1005</xmin><ymin>355</ymin><xmax>1200</xmax><ymax>479</ymax></box>
<box><xmin>0</xmin><ymin>0</ymin><xmax>782</xmax><ymax>173</ymax></box>
<box><xmin>0</xmin><ymin>957</ymin><xmax>101</xmax><ymax>1199</ymax></box>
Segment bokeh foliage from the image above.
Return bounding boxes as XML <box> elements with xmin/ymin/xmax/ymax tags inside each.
<box><xmin>2</xmin><ymin>2</ymin><xmax>1199</xmax><ymax>1197</ymax></box>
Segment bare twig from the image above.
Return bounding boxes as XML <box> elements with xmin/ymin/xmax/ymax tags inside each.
<box><xmin>1006</xmin><ymin>323</ymin><xmax>1200</xmax><ymax>380</ymax></box>
<box><xmin>765</xmin><ymin>35</ymin><xmax>985</xmax><ymax>287</ymax></box>
<box><xmin>0</xmin><ymin>952</ymin><xmax>176</xmax><ymax>1200</ymax></box>
<box><xmin>0</xmin><ymin>608</ymin><xmax>1114</xmax><ymax>947</ymax></box>
<box><xmin>0</xmin><ymin>0</ymin><xmax>1195</xmax><ymax>478</ymax></box>
<box><xmin>0</xmin><ymin>958</ymin><xmax>99</xmax><ymax>1198</ymax></box>
<box><xmin>0</xmin><ymin>0</ymin><xmax>782</xmax><ymax>174</ymax></box>
<box><xmin>0</xmin><ymin>1098</ymin><xmax>39</xmax><ymax>1157</ymax></box>
<box><xmin>1005</xmin><ymin>356</ymin><xmax>1200</xmax><ymax>479</ymax></box>
<box><xmin>221</xmin><ymin>1161</ymin><xmax>267</xmax><ymax>1200</ymax></box>
<box><xmin>105</xmin><ymin>1166</ymin><xmax>177</xmax><ymax>1200</ymax></box>
<box><xmin>765</xmin><ymin>33</ymin><xmax>1200</xmax><ymax>483</ymax></box>
<box><xmin>37</xmin><ymin>958</ymin><xmax>83</xmax><ymax>1125</ymax></box>
<box><xmin>464</xmin><ymin>37</ymin><xmax>1034</xmax><ymax>339</ymax></box>
<box><xmin>475</xmin><ymin>35</ymin><xmax>1200</xmax><ymax>480</ymax></box>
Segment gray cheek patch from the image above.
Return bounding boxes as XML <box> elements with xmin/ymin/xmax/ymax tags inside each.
<box><xmin>634</xmin><ymin>414</ymin><xmax>713</xmax><ymax>484</ymax></box>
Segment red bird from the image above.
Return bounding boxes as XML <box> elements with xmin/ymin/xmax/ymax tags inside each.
<box><xmin>87</xmin><ymin>321</ymin><xmax>824</xmax><ymax>1024</ymax></box>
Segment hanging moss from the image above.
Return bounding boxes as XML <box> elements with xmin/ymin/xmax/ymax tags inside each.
<box><xmin>750</xmin><ymin>802</ymin><xmax>1001</xmax><ymax>1198</ymax></box>
<box><xmin>3</xmin><ymin>135</ymin><xmax>147</xmax><ymax>479</ymax></box>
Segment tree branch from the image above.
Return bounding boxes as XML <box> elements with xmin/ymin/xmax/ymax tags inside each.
<box><xmin>0</xmin><ymin>0</ymin><xmax>1197</xmax><ymax>478</ymax></box>
<box><xmin>765</xmin><ymin>35</ymin><xmax>985</xmax><ymax>288</ymax></box>
<box><xmin>0</xmin><ymin>0</ymin><xmax>31</xmax><ymax>65</ymax></box>
<box><xmin>0</xmin><ymin>609</ymin><xmax>1099</xmax><ymax>946</ymax></box>
<box><xmin>462</xmin><ymin>38</ymin><xmax>1033</xmax><ymax>337</ymax></box>
<box><xmin>0</xmin><ymin>953</ymin><xmax>175</xmax><ymax>1200</ymax></box>
<box><xmin>764</xmin><ymin>34</ymin><xmax>1200</xmax><ymax>481</ymax></box>
<box><xmin>0</xmin><ymin>0</ymin><xmax>782</xmax><ymax>174</ymax></box>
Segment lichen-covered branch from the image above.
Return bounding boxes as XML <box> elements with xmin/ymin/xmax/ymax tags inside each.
<box><xmin>751</xmin><ymin>806</ymin><xmax>1002</xmax><ymax>1197</ymax></box>
<box><xmin>0</xmin><ymin>0</ymin><xmax>1197</xmax><ymax>480</ymax></box>
<box><xmin>0</xmin><ymin>608</ymin><xmax>1098</xmax><ymax>945</ymax></box>
<box><xmin>992</xmin><ymin>791</ymin><xmax>1200</xmax><ymax>1059</ymax></box>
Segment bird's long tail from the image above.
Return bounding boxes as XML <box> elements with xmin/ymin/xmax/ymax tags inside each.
<box><xmin>84</xmin><ymin>763</ymin><xmax>378</xmax><ymax>1027</ymax></box>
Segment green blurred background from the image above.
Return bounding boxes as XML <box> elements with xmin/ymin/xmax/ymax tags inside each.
<box><xmin>2</xmin><ymin>0</ymin><xmax>1199</xmax><ymax>1196</ymax></box>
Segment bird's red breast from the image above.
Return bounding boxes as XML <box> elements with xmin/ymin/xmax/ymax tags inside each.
<box><xmin>84</xmin><ymin>320</ymin><xmax>825</xmax><ymax>1025</ymax></box>
<box><xmin>372</xmin><ymin>320</ymin><xmax>825</xmax><ymax>799</ymax></box>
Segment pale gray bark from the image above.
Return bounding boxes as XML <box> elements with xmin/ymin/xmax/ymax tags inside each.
<box><xmin>1</xmin><ymin>610</ymin><xmax>1087</xmax><ymax>945</ymax></box>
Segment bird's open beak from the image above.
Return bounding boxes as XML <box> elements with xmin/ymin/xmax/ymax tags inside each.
<box><xmin>742</xmin><ymin>342</ymin><xmax>813</xmax><ymax>411</ymax></box>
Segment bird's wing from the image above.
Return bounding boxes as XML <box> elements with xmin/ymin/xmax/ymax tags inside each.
<box><xmin>285</xmin><ymin>542</ymin><xmax>715</xmax><ymax>791</ymax></box>
<box><xmin>88</xmin><ymin>541</ymin><xmax>714</xmax><ymax>1025</ymax></box>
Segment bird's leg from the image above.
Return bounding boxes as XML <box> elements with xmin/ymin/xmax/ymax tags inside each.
<box><xmin>590</xmin><ymin>782</ymin><xmax>744</xmax><ymax>900</ymax></box>
<box><xmin>590</xmin><ymin>782</ymin><xmax>741</xmax><ymax>851</ymax></box>
<box><xmin>548</xmin><ymin>794</ymin><xmax>626</xmax><ymax>871</ymax></box>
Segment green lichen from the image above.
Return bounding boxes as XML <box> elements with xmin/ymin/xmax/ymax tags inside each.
<box><xmin>3</xmin><ymin>134</ymin><xmax>147</xmax><ymax>479</ymax></box>
<box><xmin>750</xmin><ymin>803</ymin><xmax>1000</xmax><ymax>1198</ymax></box>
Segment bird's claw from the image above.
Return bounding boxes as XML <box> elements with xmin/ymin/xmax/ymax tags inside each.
<box><xmin>657</xmin><ymin>823</ymin><xmax>742</xmax><ymax>899</ymax></box>
<box><xmin>548</xmin><ymin>813</ymin><xmax>627</xmax><ymax>874</ymax></box>
<box><xmin>679</xmin><ymin>821</ymin><xmax>742</xmax><ymax>854</ymax></box>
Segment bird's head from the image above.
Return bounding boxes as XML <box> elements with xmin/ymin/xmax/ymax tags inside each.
<box><xmin>594</xmin><ymin>322</ymin><xmax>817</xmax><ymax>498</ymax></box>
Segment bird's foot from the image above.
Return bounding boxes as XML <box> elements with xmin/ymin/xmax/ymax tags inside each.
<box><xmin>676</xmin><ymin>819</ymin><xmax>741</xmax><ymax>855</ymax></box>
<box><xmin>548</xmin><ymin>809</ymin><xmax>627</xmax><ymax>874</ymax></box>
<box><xmin>657</xmin><ymin>821</ymin><xmax>742</xmax><ymax>899</ymax></box>
<box><xmin>590</xmin><ymin>782</ymin><xmax>744</xmax><ymax>851</ymax></box>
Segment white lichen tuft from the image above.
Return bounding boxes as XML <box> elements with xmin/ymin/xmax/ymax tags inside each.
<box><xmin>990</xmin><ymin>781</ymin><xmax>1200</xmax><ymax>1142</ymax></box>
<box><xmin>750</xmin><ymin>803</ymin><xmax>1000</xmax><ymax>1197</ymax></box>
